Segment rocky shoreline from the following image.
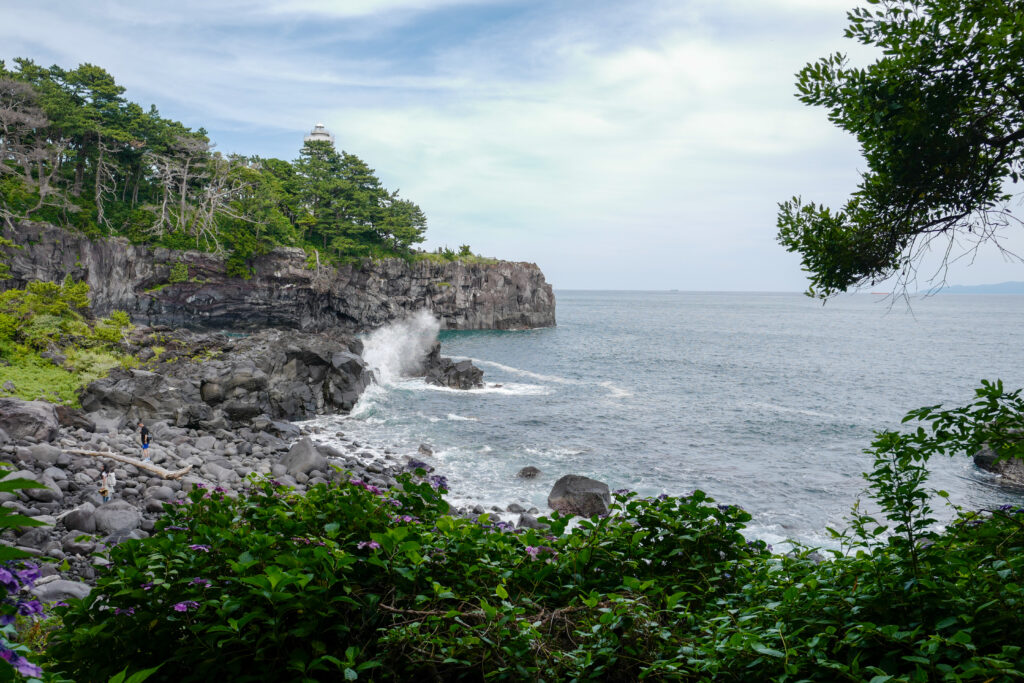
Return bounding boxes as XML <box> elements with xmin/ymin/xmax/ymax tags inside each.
<box><xmin>0</xmin><ymin>323</ymin><xmax>502</xmax><ymax>603</ymax></box>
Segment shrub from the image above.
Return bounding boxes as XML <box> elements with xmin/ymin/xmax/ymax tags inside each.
<box><xmin>47</xmin><ymin>476</ymin><xmax>762</xmax><ymax>682</ymax></box>
<box><xmin>167</xmin><ymin>262</ymin><xmax>188</xmax><ymax>284</ymax></box>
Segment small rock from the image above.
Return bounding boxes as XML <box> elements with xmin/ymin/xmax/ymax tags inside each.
<box><xmin>516</xmin><ymin>466</ymin><xmax>541</xmax><ymax>479</ymax></box>
<box><xmin>517</xmin><ymin>513</ymin><xmax>548</xmax><ymax>530</ymax></box>
<box><xmin>31</xmin><ymin>579</ymin><xmax>92</xmax><ymax>602</ymax></box>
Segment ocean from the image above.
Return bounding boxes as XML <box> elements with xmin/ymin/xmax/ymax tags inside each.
<box><xmin>307</xmin><ymin>291</ymin><xmax>1024</xmax><ymax>549</ymax></box>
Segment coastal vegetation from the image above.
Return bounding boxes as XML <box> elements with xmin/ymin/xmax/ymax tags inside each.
<box><xmin>0</xmin><ymin>279</ymin><xmax>135</xmax><ymax>405</ymax></box>
<box><xmin>0</xmin><ymin>59</ymin><xmax>486</xmax><ymax>272</ymax></box>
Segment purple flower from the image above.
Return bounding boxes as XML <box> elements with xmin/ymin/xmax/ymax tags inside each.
<box><xmin>11</xmin><ymin>656</ymin><xmax>42</xmax><ymax>678</ymax></box>
<box><xmin>0</xmin><ymin>647</ymin><xmax>42</xmax><ymax>677</ymax></box>
<box><xmin>15</xmin><ymin>565</ymin><xmax>39</xmax><ymax>588</ymax></box>
<box><xmin>270</xmin><ymin>480</ymin><xmax>283</xmax><ymax>487</ymax></box>
<box><xmin>188</xmin><ymin>544</ymin><xmax>211</xmax><ymax>552</ymax></box>
<box><xmin>172</xmin><ymin>600</ymin><xmax>199</xmax><ymax>612</ymax></box>
<box><xmin>214</xmin><ymin>486</ymin><xmax>228</xmax><ymax>493</ymax></box>
<box><xmin>613</xmin><ymin>488</ymin><xmax>632</xmax><ymax>495</ymax></box>
<box><xmin>428</xmin><ymin>475</ymin><xmax>448</xmax><ymax>491</ymax></box>
<box><xmin>0</xmin><ymin>568</ymin><xmax>17</xmax><ymax>593</ymax></box>
<box><xmin>189</xmin><ymin>577</ymin><xmax>212</xmax><ymax>588</ymax></box>
<box><xmin>349</xmin><ymin>479</ymin><xmax>365</xmax><ymax>488</ymax></box>
<box><xmin>16</xmin><ymin>599</ymin><xmax>43</xmax><ymax>617</ymax></box>
<box><xmin>357</xmin><ymin>541</ymin><xmax>381</xmax><ymax>550</ymax></box>
<box><xmin>399</xmin><ymin>515</ymin><xmax>417</xmax><ymax>523</ymax></box>
<box><xmin>140</xmin><ymin>582</ymin><xmax>154</xmax><ymax>591</ymax></box>
<box><xmin>386</xmin><ymin>498</ymin><xmax>402</xmax><ymax>508</ymax></box>
<box><xmin>114</xmin><ymin>607</ymin><xmax>136</xmax><ymax>616</ymax></box>
<box><xmin>525</xmin><ymin>546</ymin><xmax>540</xmax><ymax>559</ymax></box>
<box><xmin>657</xmin><ymin>493</ymin><xmax>669</xmax><ymax>500</ymax></box>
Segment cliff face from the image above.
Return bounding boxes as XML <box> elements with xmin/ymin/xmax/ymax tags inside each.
<box><xmin>1</xmin><ymin>223</ymin><xmax>555</xmax><ymax>332</ymax></box>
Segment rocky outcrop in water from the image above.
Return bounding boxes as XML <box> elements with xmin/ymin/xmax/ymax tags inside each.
<box><xmin>1</xmin><ymin>222</ymin><xmax>555</xmax><ymax>332</ymax></box>
<box><xmin>419</xmin><ymin>342</ymin><xmax>484</xmax><ymax>390</ymax></box>
<box><xmin>974</xmin><ymin>445</ymin><xmax>1024</xmax><ymax>488</ymax></box>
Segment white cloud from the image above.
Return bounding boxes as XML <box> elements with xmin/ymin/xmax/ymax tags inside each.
<box><xmin>5</xmin><ymin>0</ymin><xmax>1013</xmax><ymax>289</ymax></box>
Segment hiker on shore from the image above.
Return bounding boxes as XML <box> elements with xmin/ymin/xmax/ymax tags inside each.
<box><xmin>99</xmin><ymin>463</ymin><xmax>116</xmax><ymax>503</ymax></box>
<box><xmin>138</xmin><ymin>421</ymin><xmax>151</xmax><ymax>462</ymax></box>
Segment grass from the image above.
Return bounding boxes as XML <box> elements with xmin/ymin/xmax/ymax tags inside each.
<box><xmin>0</xmin><ymin>346</ymin><xmax>131</xmax><ymax>406</ymax></box>
<box><xmin>412</xmin><ymin>252</ymin><xmax>500</xmax><ymax>265</ymax></box>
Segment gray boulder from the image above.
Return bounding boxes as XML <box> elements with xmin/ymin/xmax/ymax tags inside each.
<box><xmin>25</xmin><ymin>477</ymin><xmax>62</xmax><ymax>503</ymax></box>
<box><xmin>281</xmin><ymin>437</ymin><xmax>327</xmax><ymax>477</ymax></box>
<box><xmin>26</xmin><ymin>443</ymin><xmax>62</xmax><ymax>467</ymax></box>
<box><xmin>146</xmin><ymin>486</ymin><xmax>175</xmax><ymax>501</ymax></box>
<box><xmin>63</xmin><ymin>503</ymin><xmax>97</xmax><ymax>533</ymax></box>
<box><xmin>974</xmin><ymin>445</ymin><xmax>1024</xmax><ymax>487</ymax></box>
<box><xmin>0</xmin><ymin>399</ymin><xmax>59</xmax><ymax>442</ymax></box>
<box><xmin>31</xmin><ymin>579</ymin><xmax>92</xmax><ymax>602</ymax></box>
<box><xmin>516</xmin><ymin>466</ymin><xmax>541</xmax><ymax>479</ymax></box>
<box><xmin>548</xmin><ymin>475</ymin><xmax>611</xmax><ymax>517</ymax></box>
<box><xmin>93</xmin><ymin>501</ymin><xmax>142</xmax><ymax>533</ymax></box>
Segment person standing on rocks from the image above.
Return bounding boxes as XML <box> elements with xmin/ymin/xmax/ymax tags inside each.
<box><xmin>138</xmin><ymin>421</ymin><xmax>151</xmax><ymax>462</ymax></box>
<box><xmin>99</xmin><ymin>463</ymin><xmax>116</xmax><ymax>503</ymax></box>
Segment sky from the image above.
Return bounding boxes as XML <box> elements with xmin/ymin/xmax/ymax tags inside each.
<box><xmin>2</xmin><ymin>0</ymin><xmax>1022</xmax><ymax>291</ymax></box>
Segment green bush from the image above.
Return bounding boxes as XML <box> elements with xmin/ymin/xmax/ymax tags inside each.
<box><xmin>46</xmin><ymin>475</ymin><xmax>762</xmax><ymax>682</ymax></box>
<box><xmin>168</xmin><ymin>262</ymin><xmax>188</xmax><ymax>284</ymax></box>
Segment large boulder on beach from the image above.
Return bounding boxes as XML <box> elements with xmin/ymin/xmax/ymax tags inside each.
<box><xmin>281</xmin><ymin>437</ymin><xmax>328</xmax><ymax>477</ymax></box>
<box><xmin>974</xmin><ymin>445</ymin><xmax>1024</xmax><ymax>487</ymax></box>
<box><xmin>25</xmin><ymin>443</ymin><xmax>62</xmax><ymax>467</ymax></box>
<box><xmin>93</xmin><ymin>501</ymin><xmax>142</xmax><ymax>533</ymax></box>
<box><xmin>0</xmin><ymin>399</ymin><xmax>60</xmax><ymax>442</ymax></box>
<box><xmin>63</xmin><ymin>503</ymin><xmax>97</xmax><ymax>533</ymax></box>
<box><xmin>548</xmin><ymin>475</ymin><xmax>611</xmax><ymax>517</ymax></box>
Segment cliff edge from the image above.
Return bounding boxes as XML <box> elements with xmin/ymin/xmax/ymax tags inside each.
<box><xmin>1</xmin><ymin>223</ymin><xmax>556</xmax><ymax>332</ymax></box>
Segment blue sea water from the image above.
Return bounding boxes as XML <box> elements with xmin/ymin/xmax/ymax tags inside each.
<box><xmin>318</xmin><ymin>291</ymin><xmax>1024</xmax><ymax>548</ymax></box>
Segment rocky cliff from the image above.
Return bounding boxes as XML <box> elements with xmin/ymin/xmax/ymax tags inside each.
<box><xmin>1</xmin><ymin>222</ymin><xmax>555</xmax><ymax>332</ymax></box>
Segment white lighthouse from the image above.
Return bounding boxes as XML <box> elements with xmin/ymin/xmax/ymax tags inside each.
<box><xmin>304</xmin><ymin>122</ymin><xmax>335</xmax><ymax>145</ymax></box>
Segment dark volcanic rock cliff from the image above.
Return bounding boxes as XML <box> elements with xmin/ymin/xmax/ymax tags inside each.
<box><xmin>1</xmin><ymin>222</ymin><xmax>555</xmax><ymax>332</ymax></box>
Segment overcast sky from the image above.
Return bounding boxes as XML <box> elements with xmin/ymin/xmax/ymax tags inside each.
<box><xmin>2</xmin><ymin>0</ymin><xmax>1022</xmax><ymax>290</ymax></box>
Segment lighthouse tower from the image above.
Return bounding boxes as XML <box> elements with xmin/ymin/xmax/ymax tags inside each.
<box><xmin>304</xmin><ymin>122</ymin><xmax>335</xmax><ymax>146</ymax></box>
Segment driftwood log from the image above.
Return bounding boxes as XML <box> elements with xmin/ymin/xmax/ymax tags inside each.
<box><xmin>64</xmin><ymin>449</ymin><xmax>193</xmax><ymax>480</ymax></box>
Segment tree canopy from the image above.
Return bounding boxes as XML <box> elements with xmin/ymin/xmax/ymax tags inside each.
<box><xmin>777</xmin><ymin>0</ymin><xmax>1024</xmax><ymax>297</ymax></box>
<box><xmin>0</xmin><ymin>58</ymin><xmax>429</xmax><ymax>272</ymax></box>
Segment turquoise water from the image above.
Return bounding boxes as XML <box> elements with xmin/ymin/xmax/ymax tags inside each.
<box><xmin>321</xmin><ymin>291</ymin><xmax>1024</xmax><ymax>547</ymax></box>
